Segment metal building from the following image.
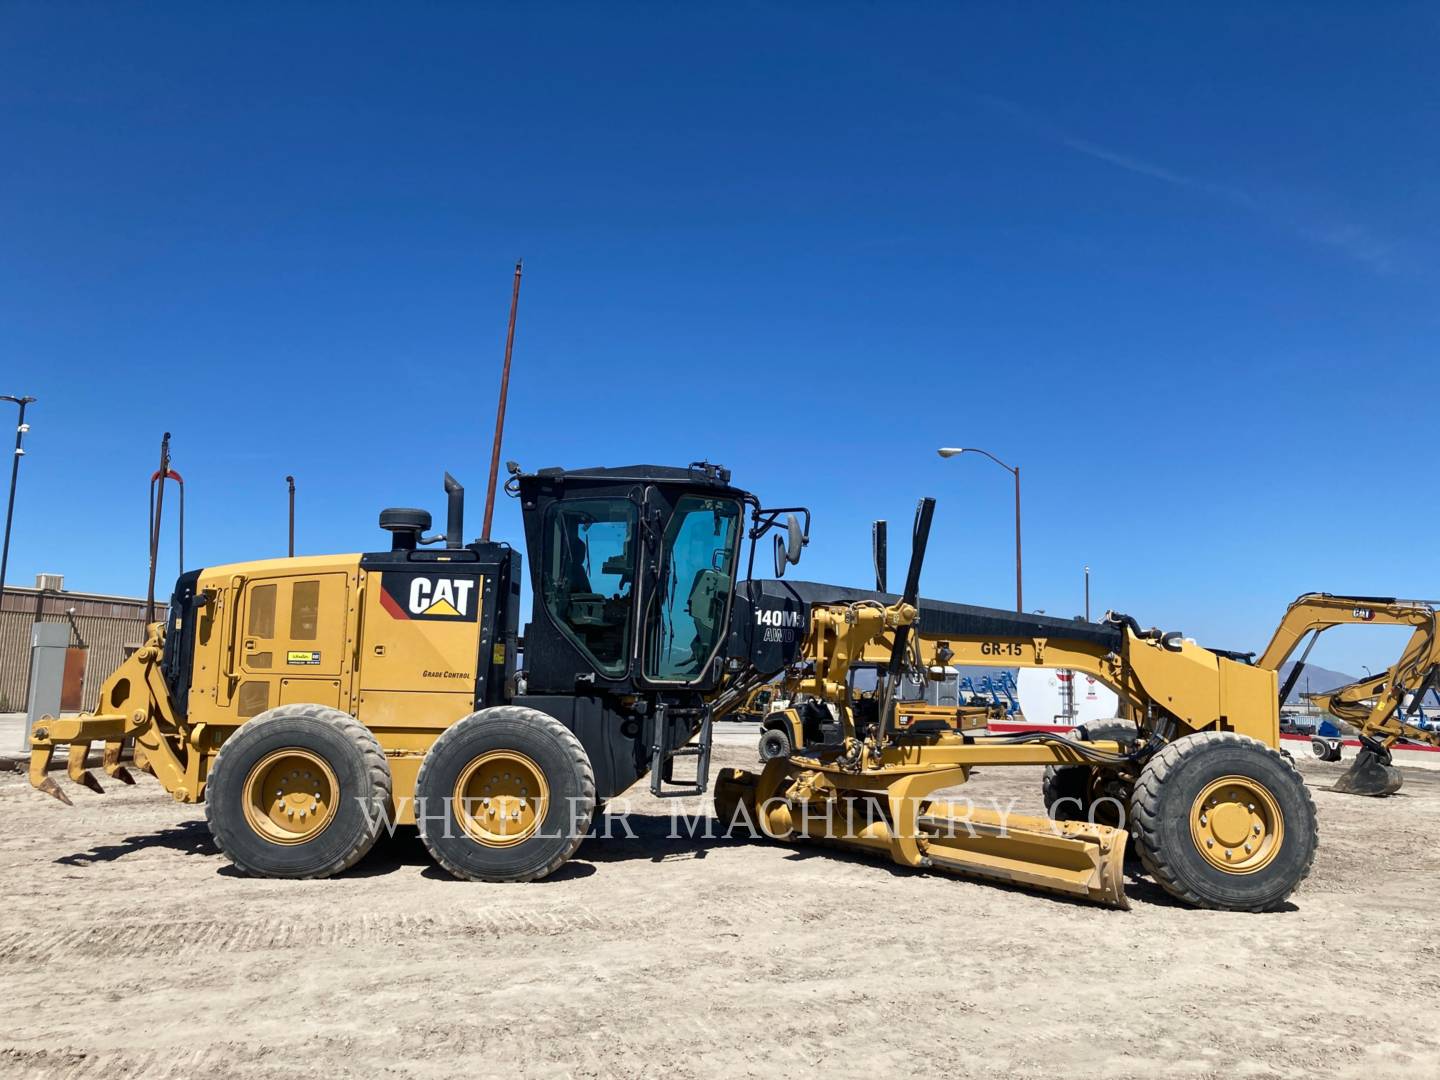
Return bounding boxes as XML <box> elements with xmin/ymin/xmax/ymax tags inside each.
<box><xmin>0</xmin><ymin>575</ymin><xmax>150</xmax><ymax>713</ymax></box>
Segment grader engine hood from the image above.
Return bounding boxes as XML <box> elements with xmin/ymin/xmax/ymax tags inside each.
<box><xmin>729</xmin><ymin>579</ymin><xmax>1123</xmax><ymax>677</ymax></box>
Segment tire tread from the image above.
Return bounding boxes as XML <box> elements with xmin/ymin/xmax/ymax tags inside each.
<box><xmin>1131</xmin><ymin>730</ymin><xmax>1318</xmax><ymax>912</ymax></box>
<box><xmin>205</xmin><ymin>703</ymin><xmax>392</xmax><ymax>880</ymax></box>
<box><xmin>415</xmin><ymin>705</ymin><xmax>596</xmax><ymax>883</ymax></box>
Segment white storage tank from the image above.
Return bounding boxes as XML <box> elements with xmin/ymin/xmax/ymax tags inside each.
<box><xmin>1015</xmin><ymin>668</ymin><xmax>1119</xmax><ymax>727</ymax></box>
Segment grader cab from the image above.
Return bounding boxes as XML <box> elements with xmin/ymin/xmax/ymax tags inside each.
<box><xmin>31</xmin><ymin>465</ymin><xmax>1319</xmax><ymax>911</ymax></box>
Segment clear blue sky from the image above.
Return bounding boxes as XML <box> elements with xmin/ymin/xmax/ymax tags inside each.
<box><xmin>3</xmin><ymin>3</ymin><xmax>1436</xmax><ymax>673</ymax></box>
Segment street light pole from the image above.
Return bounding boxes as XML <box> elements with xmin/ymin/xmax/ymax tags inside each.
<box><xmin>0</xmin><ymin>395</ymin><xmax>36</xmax><ymax>607</ymax></box>
<box><xmin>938</xmin><ymin>446</ymin><xmax>1022</xmax><ymax>613</ymax></box>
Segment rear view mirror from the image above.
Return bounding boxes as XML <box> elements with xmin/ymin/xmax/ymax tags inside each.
<box><xmin>785</xmin><ymin>514</ymin><xmax>804</xmax><ymax>565</ymax></box>
<box><xmin>773</xmin><ymin>533</ymin><xmax>788</xmax><ymax>578</ymax></box>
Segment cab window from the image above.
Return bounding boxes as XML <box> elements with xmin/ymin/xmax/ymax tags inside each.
<box><xmin>644</xmin><ymin>496</ymin><xmax>741</xmax><ymax>682</ymax></box>
<box><xmin>541</xmin><ymin>497</ymin><xmax>637</xmax><ymax>676</ymax></box>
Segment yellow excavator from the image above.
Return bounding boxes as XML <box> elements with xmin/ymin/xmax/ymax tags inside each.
<box><xmin>30</xmin><ymin>468</ymin><xmax>1318</xmax><ymax>911</ymax></box>
<box><xmin>1251</xmin><ymin>593</ymin><xmax>1440</xmax><ymax>795</ymax></box>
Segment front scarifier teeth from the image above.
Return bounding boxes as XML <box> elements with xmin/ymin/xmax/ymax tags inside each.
<box><xmin>28</xmin><ymin>739</ymin><xmax>74</xmax><ymax>805</ymax></box>
<box><xmin>102</xmin><ymin>741</ymin><xmax>136</xmax><ymax>785</ymax></box>
<box><xmin>66</xmin><ymin>741</ymin><xmax>105</xmax><ymax>794</ymax></box>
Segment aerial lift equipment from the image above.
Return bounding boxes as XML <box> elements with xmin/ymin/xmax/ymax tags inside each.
<box><xmin>31</xmin><ymin>465</ymin><xmax>1317</xmax><ymax>911</ymax></box>
<box><xmin>1252</xmin><ymin>593</ymin><xmax>1440</xmax><ymax>795</ymax></box>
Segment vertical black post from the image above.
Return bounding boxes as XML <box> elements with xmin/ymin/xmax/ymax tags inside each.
<box><xmin>146</xmin><ymin>433</ymin><xmax>171</xmax><ymax>624</ymax></box>
<box><xmin>875</xmin><ymin>498</ymin><xmax>936</xmax><ymax>745</ymax></box>
<box><xmin>0</xmin><ymin>395</ymin><xmax>35</xmax><ymax>608</ymax></box>
<box><xmin>286</xmin><ymin>475</ymin><xmax>296</xmax><ymax>557</ymax></box>
<box><xmin>1084</xmin><ymin>565</ymin><xmax>1091</xmax><ymax>621</ymax></box>
<box><xmin>872</xmin><ymin>519</ymin><xmax>888</xmax><ymax>593</ymax></box>
<box><xmin>1013</xmin><ymin>465</ymin><xmax>1023</xmax><ymax>614</ymax></box>
<box><xmin>482</xmin><ymin>260</ymin><xmax>523</xmax><ymax>541</ymax></box>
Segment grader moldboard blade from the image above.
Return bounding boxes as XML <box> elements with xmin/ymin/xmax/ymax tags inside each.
<box><xmin>714</xmin><ymin>767</ymin><xmax>1129</xmax><ymax>909</ymax></box>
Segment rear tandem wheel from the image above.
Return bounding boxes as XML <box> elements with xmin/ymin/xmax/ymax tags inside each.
<box><xmin>415</xmin><ymin>706</ymin><xmax>596</xmax><ymax>882</ymax></box>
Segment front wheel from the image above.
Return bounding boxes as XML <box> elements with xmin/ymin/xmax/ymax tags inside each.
<box><xmin>415</xmin><ymin>706</ymin><xmax>595</xmax><ymax>882</ymax></box>
<box><xmin>759</xmin><ymin>726</ymin><xmax>792</xmax><ymax>762</ymax></box>
<box><xmin>1132</xmin><ymin>731</ymin><xmax>1318</xmax><ymax>912</ymax></box>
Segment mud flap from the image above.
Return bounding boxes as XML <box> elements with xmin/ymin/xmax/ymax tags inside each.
<box><xmin>1333</xmin><ymin>748</ymin><xmax>1403</xmax><ymax>797</ymax></box>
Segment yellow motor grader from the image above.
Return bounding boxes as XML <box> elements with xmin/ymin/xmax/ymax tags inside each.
<box><xmin>30</xmin><ymin>465</ymin><xmax>1317</xmax><ymax>911</ymax></box>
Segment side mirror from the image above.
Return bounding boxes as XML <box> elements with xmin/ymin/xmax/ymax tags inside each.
<box><xmin>785</xmin><ymin>513</ymin><xmax>804</xmax><ymax>565</ymax></box>
<box><xmin>774</xmin><ymin>513</ymin><xmax>806</xmax><ymax>577</ymax></box>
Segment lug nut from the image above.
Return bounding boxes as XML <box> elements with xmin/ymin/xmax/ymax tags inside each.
<box><xmin>1244</xmin><ymin>843</ymin><xmax>1252</xmax><ymax>853</ymax></box>
<box><xmin>1253</xmin><ymin>824</ymin><xmax>1261</xmax><ymax>834</ymax></box>
<box><xmin>1199</xmin><ymin>814</ymin><xmax>1207</xmax><ymax>826</ymax></box>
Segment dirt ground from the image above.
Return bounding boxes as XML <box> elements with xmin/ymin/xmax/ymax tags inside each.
<box><xmin>2</xmin><ymin>740</ymin><xmax>1438</xmax><ymax>1080</ymax></box>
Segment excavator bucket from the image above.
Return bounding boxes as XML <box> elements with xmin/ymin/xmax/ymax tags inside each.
<box><xmin>1333</xmin><ymin>748</ymin><xmax>1403</xmax><ymax>797</ymax></box>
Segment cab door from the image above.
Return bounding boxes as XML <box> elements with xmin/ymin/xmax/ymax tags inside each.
<box><xmin>234</xmin><ymin>573</ymin><xmax>350</xmax><ymax>718</ymax></box>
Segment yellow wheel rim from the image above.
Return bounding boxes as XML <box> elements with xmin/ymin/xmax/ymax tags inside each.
<box><xmin>453</xmin><ymin>750</ymin><xmax>550</xmax><ymax>848</ymax></box>
<box><xmin>242</xmin><ymin>748</ymin><xmax>339</xmax><ymax>845</ymax></box>
<box><xmin>1189</xmin><ymin>775</ymin><xmax>1284</xmax><ymax>874</ymax></box>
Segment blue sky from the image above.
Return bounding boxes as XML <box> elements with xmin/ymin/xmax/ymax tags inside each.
<box><xmin>2</xmin><ymin>3</ymin><xmax>1436</xmax><ymax>673</ymax></box>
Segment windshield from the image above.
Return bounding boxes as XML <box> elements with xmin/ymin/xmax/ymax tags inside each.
<box><xmin>644</xmin><ymin>495</ymin><xmax>741</xmax><ymax>682</ymax></box>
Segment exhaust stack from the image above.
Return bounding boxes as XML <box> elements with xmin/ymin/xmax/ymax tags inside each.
<box><xmin>444</xmin><ymin>473</ymin><xmax>464</xmax><ymax>548</ymax></box>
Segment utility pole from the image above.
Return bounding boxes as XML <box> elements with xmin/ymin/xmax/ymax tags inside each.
<box><xmin>0</xmin><ymin>395</ymin><xmax>36</xmax><ymax>609</ymax></box>
<box><xmin>286</xmin><ymin>475</ymin><xmax>296</xmax><ymax>557</ymax></box>
<box><xmin>482</xmin><ymin>260</ymin><xmax>523</xmax><ymax>542</ymax></box>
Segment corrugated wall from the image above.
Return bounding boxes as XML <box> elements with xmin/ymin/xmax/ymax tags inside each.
<box><xmin>0</xmin><ymin>588</ymin><xmax>151</xmax><ymax>712</ymax></box>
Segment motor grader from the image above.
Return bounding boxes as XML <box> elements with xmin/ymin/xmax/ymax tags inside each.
<box><xmin>30</xmin><ymin>463</ymin><xmax>1317</xmax><ymax>911</ymax></box>
<box><xmin>756</xmin><ymin>663</ymin><xmax>993</xmax><ymax>762</ymax></box>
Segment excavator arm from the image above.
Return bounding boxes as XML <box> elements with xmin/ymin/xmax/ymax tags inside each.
<box><xmin>1256</xmin><ymin>592</ymin><xmax>1440</xmax><ymax>794</ymax></box>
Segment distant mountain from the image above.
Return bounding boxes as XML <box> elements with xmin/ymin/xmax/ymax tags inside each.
<box><xmin>1277</xmin><ymin>661</ymin><xmax>1357</xmax><ymax>697</ymax></box>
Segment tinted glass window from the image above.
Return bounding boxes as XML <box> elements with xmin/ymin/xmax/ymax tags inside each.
<box><xmin>541</xmin><ymin>498</ymin><xmax>637</xmax><ymax>676</ymax></box>
<box><xmin>247</xmin><ymin>584</ymin><xmax>276</xmax><ymax>638</ymax></box>
<box><xmin>645</xmin><ymin>496</ymin><xmax>741</xmax><ymax>681</ymax></box>
<box><xmin>290</xmin><ymin>580</ymin><xmax>320</xmax><ymax>640</ymax></box>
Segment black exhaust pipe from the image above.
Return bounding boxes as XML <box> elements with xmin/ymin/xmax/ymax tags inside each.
<box><xmin>444</xmin><ymin>473</ymin><xmax>464</xmax><ymax>548</ymax></box>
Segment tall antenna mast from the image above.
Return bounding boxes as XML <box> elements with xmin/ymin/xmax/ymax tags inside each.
<box><xmin>481</xmin><ymin>260</ymin><xmax>523</xmax><ymax>541</ymax></box>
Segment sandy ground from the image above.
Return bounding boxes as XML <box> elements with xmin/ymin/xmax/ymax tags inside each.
<box><xmin>2</xmin><ymin>735</ymin><xmax>1438</xmax><ymax>1080</ymax></box>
